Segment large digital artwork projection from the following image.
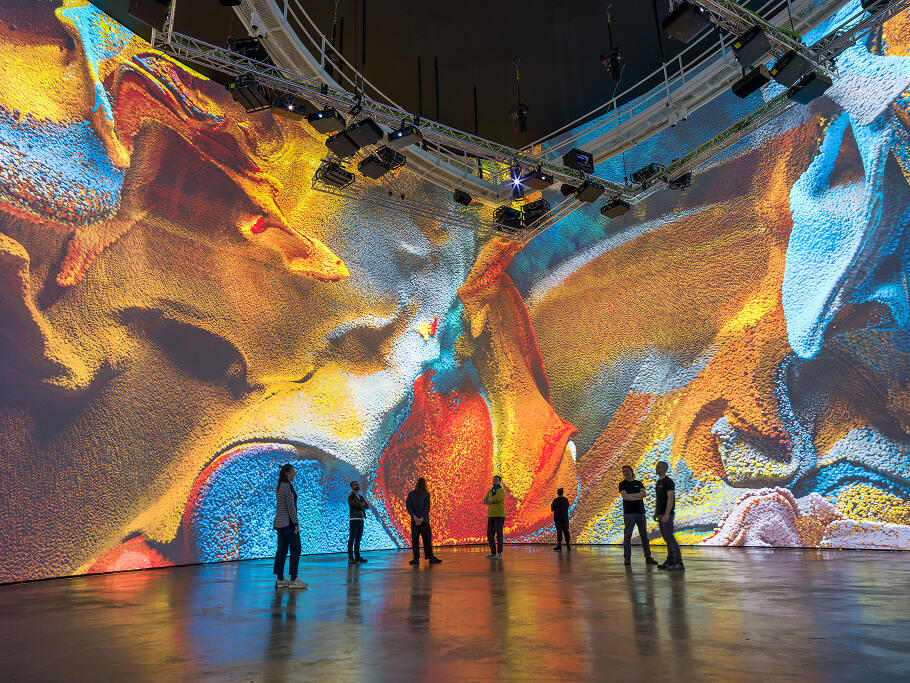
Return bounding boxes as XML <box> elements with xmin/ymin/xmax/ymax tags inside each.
<box><xmin>1</xmin><ymin>0</ymin><xmax>908</xmax><ymax>583</ymax></box>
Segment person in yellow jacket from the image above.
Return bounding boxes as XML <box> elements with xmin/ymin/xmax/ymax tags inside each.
<box><xmin>483</xmin><ymin>476</ymin><xmax>506</xmax><ymax>558</ymax></box>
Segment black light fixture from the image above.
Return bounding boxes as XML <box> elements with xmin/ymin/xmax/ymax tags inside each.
<box><xmin>218</xmin><ymin>0</ymin><xmax>242</xmax><ymax>5</ymax></box>
<box><xmin>493</xmin><ymin>206</ymin><xmax>524</xmax><ymax>233</ymax></box>
<box><xmin>325</xmin><ymin>130</ymin><xmax>360</xmax><ymax>158</ymax></box>
<box><xmin>376</xmin><ymin>145</ymin><xmax>406</xmax><ymax>171</ymax></box>
<box><xmin>315</xmin><ymin>161</ymin><xmax>355</xmax><ymax>189</ymax></box>
<box><xmin>668</xmin><ymin>171</ymin><xmax>692</xmax><ymax>190</ymax></box>
<box><xmin>522</xmin><ymin>198</ymin><xmax>551</xmax><ymax>225</ymax></box>
<box><xmin>347</xmin><ymin>117</ymin><xmax>383</xmax><ymax>147</ymax></box>
<box><xmin>630</xmin><ymin>163</ymin><xmax>664</xmax><ymax>184</ymax></box>
<box><xmin>358</xmin><ymin>155</ymin><xmax>390</xmax><ymax>179</ymax></box>
<box><xmin>508</xmin><ymin>103</ymin><xmax>529</xmax><ymax>134</ymax></box>
<box><xmin>227</xmin><ymin>36</ymin><xmax>274</xmax><ymax>65</ymax></box>
<box><xmin>732</xmin><ymin>27</ymin><xmax>772</xmax><ymax>68</ymax></box>
<box><xmin>787</xmin><ymin>71</ymin><xmax>833</xmax><ymax>104</ymax></box>
<box><xmin>662</xmin><ymin>2</ymin><xmax>711</xmax><ymax>43</ymax></box>
<box><xmin>732</xmin><ymin>65</ymin><xmax>772</xmax><ymax>98</ymax></box>
<box><xmin>519</xmin><ymin>169</ymin><xmax>555</xmax><ymax>191</ymax></box>
<box><xmin>307</xmin><ymin>107</ymin><xmax>346</xmax><ymax>134</ymax></box>
<box><xmin>226</xmin><ymin>74</ymin><xmax>270</xmax><ymax>112</ymax></box>
<box><xmin>388</xmin><ymin>122</ymin><xmax>423</xmax><ymax>147</ymax></box>
<box><xmin>271</xmin><ymin>96</ymin><xmax>307</xmax><ymax>121</ymax></box>
<box><xmin>771</xmin><ymin>50</ymin><xmax>812</xmax><ymax>88</ymax></box>
<box><xmin>453</xmin><ymin>189</ymin><xmax>473</xmax><ymax>206</ymax></box>
<box><xmin>563</xmin><ymin>148</ymin><xmax>594</xmax><ymax>174</ymax></box>
<box><xmin>600</xmin><ymin>198</ymin><xmax>631</xmax><ymax>218</ymax></box>
<box><xmin>574</xmin><ymin>180</ymin><xmax>605</xmax><ymax>203</ymax></box>
<box><xmin>600</xmin><ymin>48</ymin><xmax>622</xmax><ymax>81</ymax></box>
<box><xmin>560</xmin><ymin>183</ymin><xmax>577</xmax><ymax>197</ymax></box>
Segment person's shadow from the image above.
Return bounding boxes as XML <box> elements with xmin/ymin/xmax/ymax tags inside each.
<box><xmin>266</xmin><ymin>589</ymin><xmax>298</xmax><ymax>678</ymax></box>
<box><xmin>408</xmin><ymin>566</ymin><xmax>432</xmax><ymax>633</ymax></box>
<box><xmin>346</xmin><ymin>563</ymin><xmax>363</xmax><ymax>623</ymax></box>
<box><xmin>624</xmin><ymin>566</ymin><xmax>658</xmax><ymax>657</ymax></box>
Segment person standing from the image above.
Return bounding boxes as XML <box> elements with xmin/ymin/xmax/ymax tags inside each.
<box><xmin>273</xmin><ymin>464</ymin><xmax>307</xmax><ymax>588</ymax></box>
<box><xmin>551</xmin><ymin>488</ymin><xmax>571</xmax><ymax>552</ymax></box>
<box><xmin>405</xmin><ymin>477</ymin><xmax>443</xmax><ymax>565</ymax></box>
<box><xmin>483</xmin><ymin>475</ymin><xmax>506</xmax><ymax>558</ymax></box>
<box><xmin>348</xmin><ymin>480</ymin><xmax>370</xmax><ymax>565</ymax></box>
<box><xmin>655</xmin><ymin>461</ymin><xmax>684</xmax><ymax>571</ymax></box>
<box><xmin>619</xmin><ymin>465</ymin><xmax>659</xmax><ymax>566</ymax></box>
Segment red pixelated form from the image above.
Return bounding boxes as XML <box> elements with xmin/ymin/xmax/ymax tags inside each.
<box><xmin>430</xmin><ymin>315</ymin><xmax>438</xmax><ymax>336</ymax></box>
<box><xmin>88</xmin><ymin>535</ymin><xmax>170</xmax><ymax>574</ymax></box>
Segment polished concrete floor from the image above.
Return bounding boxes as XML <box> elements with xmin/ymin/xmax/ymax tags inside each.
<box><xmin>1</xmin><ymin>545</ymin><xmax>909</xmax><ymax>682</ymax></box>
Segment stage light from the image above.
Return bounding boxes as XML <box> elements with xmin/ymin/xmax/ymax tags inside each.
<box><xmin>315</xmin><ymin>161</ymin><xmax>355</xmax><ymax>189</ymax></box>
<box><xmin>600</xmin><ymin>48</ymin><xmax>622</xmax><ymax>81</ymax></box>
<box><xmin>347</xmin><ymin>117</ymin><xmax>383</xmax><ymax>147</ymax></box>
<box><xmin>668</xmin><ymin>171</ymin><xmax>692</xmax><ymax>190</ymax></box>
<box><xmin>271</xmin><ymin>96</ymin><xmax>306</xmax><ymax>121</ymax></box>
<box><xmin>562</xmin><ymin>148</ymin><xmax>594</xmax><ymax>174</ymax></box>
<box><xmin>662</xmin><ymin>2</ymin><xmax>711</xmax><ymax>43</ymax></box>
<box><xmin>787</xmin><ymin>71</ymin><xmax>833</xmax><ymax>104</ymax></box>
<box><xmin>732</xmin><ymin>65</ymin><xmax>772</xmax><ymax>99</ymax></box>
<box><xmin>560</xmin><ymin>183</ymin><xmax>577</xmax><ymax>196</ymax></box>
<box><xmin>325</xmin><ymin>130</ymin><xmax>360</xmax><ymax>158</ymax></box>
<box><xmin>493</xmin><ymin>206</ymin><xmax>524</xmax><ymax>233</ymax></box>
<box><xmin>508</xmin><ymin>103</ymin><xmax>529</xmax><ymax>134</ymax></box>
<box><xmin>376</xmin><ymin>145</ymin><xmax>406</xmax><ymax>171</ymax></box>
<box><xmin>453</xmin><ymin>189</ymin><xmax>473</xmax><ymax>206</ymax></box>
<box><xmin>630</xmin><ymin>163</ymin><xmax>664</xmax><ymax>184</ymax></box>
<box><xmin>388</xmin><ymin>122</ymin><xmax>423</xmax><ymax>148</ymax></box>
<box><xmin>225</xmin><ymin>74</ymin><xmax>270</xmax><ymax>113</ymax></box>
<box><xmin>519</xmin><ymin>169</ymin><xmax>554</xmax><ymax>191</ymax></box>
<box><xmin>522</xmin><ymin>198</ymin><xmax>550</xmax><ymax>225</ymax></box>
<box><xmin>574</xmin><ymin>180</ymin><xmax>605</xmax><ymax>203</ymax></box>
<box><xmin>307</xmin><ymin>107</ymin><xmax>346</xmax><ymax>134</ymax></box>
<box><xmin>600</xmin><ymin>198</ymin><xmax>631</xmax><ymax>218</ymax></box>
<box><xmin>510</xmin><ymin>164</ymin><xmax>524</xmax><ymax>199</ymax></box>
<box><xmin>358</xmin><ymin>155</ymin><xmax>390</xmax><ymax>179</ymax></box>
<box><xmin>732</xmin><ymin>27</ymin><xmax>772</xmax><ymax>68</ymax></box>
<box><xmin>771</xmin><ymin>50</ymin><xmax>812</xmax><ymax>88</ymax></box>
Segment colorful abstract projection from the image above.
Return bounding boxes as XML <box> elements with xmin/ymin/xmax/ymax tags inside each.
<box><xmin>0</xmin><ymin>1</ymin><xmax>907</xmax><ymax>583</ymax></box>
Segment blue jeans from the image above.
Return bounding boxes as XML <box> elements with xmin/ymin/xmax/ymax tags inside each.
<box><xmin>273</xmin><ymin>524</ymin><xmax>301</xmax><ymax>579</ymax></box>
<box><xmin>348</xmin><ymin>519</ymin><xmax>364</xmax><ymax>559</ymax></box>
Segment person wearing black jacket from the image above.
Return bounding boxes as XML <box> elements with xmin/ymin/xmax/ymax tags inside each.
<box><xmin>405</xmin><ymin>477</ymin><xmax>442</xmax><ymax>565</ymax></box>
<box><xmin>348</xmin><ymin>480</ymin><xmax>370</xmax><ymax>565</ymax></box>
<box><xmin>551</xmin><ymin>488</ymin><xmax>571</xmax><ymax>552</ymax></box>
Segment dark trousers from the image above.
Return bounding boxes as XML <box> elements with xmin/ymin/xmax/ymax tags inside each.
<box><xmin>487</xmin><ymin>516</ymin><xmax>505</xmax><ymax>554</ymax></box>
<box><xmin>622</xmin><ymin>513</ymin><xmax>652</xmax><ymax>558</ymax></box>
<box><xmin>411</xmin><ymin>522</ymin><xmax>434</xmax><ymax>559</ymax></box>
<box><xmin>658</xmin><ymin>515</ymin><xmax>682</xmax><ymax>563</ymax></box>
<box><xmin>348</xmin><ymin>519</ymin><xmax>364</xmax><ymax>559</ymax></box>
<box><xmin>274</xmin><ymin>525</ymin><xmax>301</xmax><ymax>579</ymax></box>
<box><xmin>555</xmin><ymin>523</ymin><xmax>570</xmax><ymax>546</ymax></box>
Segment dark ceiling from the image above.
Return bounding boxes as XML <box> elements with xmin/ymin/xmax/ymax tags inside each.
<box><xmin>91</xmin><ymin>0</ymin><xmax>782</xmax><ymax>148</ymax></box>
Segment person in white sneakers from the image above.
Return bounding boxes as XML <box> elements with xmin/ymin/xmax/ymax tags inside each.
<box><xmin>273</xmin><ymin>464</ymin><xmax>307</xmax><ymax>588</ymax></box>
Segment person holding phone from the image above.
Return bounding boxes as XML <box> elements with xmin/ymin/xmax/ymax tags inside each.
<box><xmin>483</xmin><ymin>475</ymin><xmax>506</xmax><ymax>558</ymax></box>
<box><xmin>406</xmin><ymin>477</ymin><xmax>442</xmax><ymax>565</ymax></box>
<box><xmin>273</xmin><ymin>464</ymin><xmax>307</xmax><ymax>588</ymax></box>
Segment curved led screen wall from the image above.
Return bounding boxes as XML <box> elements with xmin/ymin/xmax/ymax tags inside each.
<box><xmin>0</xmin><ymin>0</ymin><xmax>907</xmax><ymax>582</ymax></box>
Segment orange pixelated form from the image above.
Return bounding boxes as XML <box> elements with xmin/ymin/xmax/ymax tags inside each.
<box><xmin>87</xmin><ymin>535</ymin><xmax>169</xmax><ymax>574</ymax></box>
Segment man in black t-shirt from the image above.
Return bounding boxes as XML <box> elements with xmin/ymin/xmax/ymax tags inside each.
<box><xmin>618</xmin><ymin>466</ymin><xmax>658</xmax><ymax>566</ymax></box>
<box><xmin>551</xmin><ymin>488</ymin><xmax>571</xmax><ymax>552</ymax></box>
<box><xmin>654</xmin><ymin>460</ymin><xmax>684</xmax><ymax>571</ymax></box>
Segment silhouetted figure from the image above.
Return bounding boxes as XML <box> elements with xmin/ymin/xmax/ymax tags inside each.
<box><xmin>273</xmin><ymin>464</ymin><xmax>307</xmax><ymax>588</ymax></box>
<box><xmin>551</xmin><ymin>488</ymin><xmax>571</xmax><ymax>552</ymax></box>
<box><xmin>655</xmin><ymin>461</ymin><xmax>684</xmax><ymax>571</ymax></box>
<box><xmin>406</xmin><ymin>477</ymin><xmax>442</xmax><ymax>565</ymax></box>
<box><xmin>619</xmin><ymin>465</ymin><xmax>658</xmax><ymax>566</ymax></box>
<box><xmin>484</xmin><ymin>475</ymin><xmax>506</xmax><ymax>558</ymax></box>
<box><xmin>348</xmin><ymin>481</ymin><xmax>370</xmax><ymax>565</ymax></box>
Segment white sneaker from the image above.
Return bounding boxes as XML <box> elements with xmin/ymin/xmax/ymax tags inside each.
<box><xmin>275</xmin><ymin>579</ymin><xmax>289</xmax><ymax>588</ymax></box>
<box><xmin>495</xmin><ymin>553</ymin><xmax>503</xmax><ymax>558</ymax></box>
<box><xmin>485</xmin><ymin>553</ymin><xmax>497</xmax><ymax>558</ymax></box>
<box><xmin>287</xmin><ymin>578</ymin><xmax>308</xmax><ymax>588</ymax></box>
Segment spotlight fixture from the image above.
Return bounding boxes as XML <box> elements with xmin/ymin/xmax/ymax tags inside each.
<box><xmin>493</xmin><ymin>206</ymin><xmax>524</xmax><ymax>233</ymax></box>
<box><xmin>630</xmin><ymin>163</ymin><xmax>664</xmax><ymax>184</ymax></box>
<box><xmin>376</xmin><ymin>145</ymin><xmax>406</xmax><ymax>171</ymax></box>
<box><xmin>315</xmin><ymin>161</ymin><xmax>355</xmax><ymax>189</ymax></box>
<box><xmin>347</xmin><ymin>117</ymin><xmax>383</xmax><ymax>147</ymax></box>
<box><xmin>600</xmin><ymin>48</ymin><xmax>622</xmax><ymax>81</ymax></box>
<box><xmin>388</xmin><ymin>122</ymin><xmax>423</xmax><ymax>148</ymax></box>
<box><xmin>307</xmin><ymin>107</ymin><xmax>346</xmax><ymax>134</ymax></box>
<box><xmin>509</xmin><ymin>164</ymin><xmax>524</xmax><ymax>198</ymax></box>
<box><xmin>522</xmin><ymin>198</ymin><xmax>551</xmax><ymax>226</ymax></box>
<box><xmin>600</xmin><ymin>198</ymin><xmax>631</xmax><ymax>218</ymax></box>
<box><xmin>271</xmin><ymin>96</ymin><xmax>306</xmax><ymax>121</ymax></box>
<box><xmin>453</xmin><ymin>189</ymin><xmax>473</xmax><ymax>206</ymax></box>
<box><xmin>562</xmin><ymin>148</ymin><xmax>594</xmax><ymax>174</ymax></box>
<box><xmin>662</xmin><ymin>2</ymin><xmax>711</xmax><ymax>43</ymax></box>
<box><xmin>732</xmin><ymin>27</ymin><xmax>772</xmax><ymax>68</ymax></box>
<box><xmin>667</xmin><ymin>172</ymin><xmax>692</xmax><ymax>190</ymax></box>
<box><xmin>508</xmin><ymin>103</ymin><xmax>529</xmax><ymax>134</ymax></box>
<box><xmin>574</xmin><ymin>180</ymin><xmax>605</xmax><ymax>203</ymax></box>
<box><xmin>325</xmin><ymin>130</ymin><xmax>360</xmax><ymax>158</ymax></box>
<box><xmin>560</xmin><ymin>183</ymin><xmax>577</xmax><ymax>196</ymax></box>
<box><xmin>358</xmin><ymin>155</ymin><xmax>390</xmax><ymax>179</ymax></box>
<box><xmin>519</xmin><ymin>169</ymin><xmax>555</xmax><ymax>191</ymax></box>
<box><xmin>732</xmin><ymin>65</ymin><xmax>772</xmax><ymax>99</ymax></box>
<box><xmin>770</xmin><ymin>50</ymin><xmax>812</xmax><ymax>88</ymax></box>
<box><xmin>225</xmin><ymin>74</ymin><xmax>270</xmax><ymax>112</ymax></box>
<box><xmin>787</xmin><ymin>71</ymin><xmax>833</xmax><ymax>105</ymax></box>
